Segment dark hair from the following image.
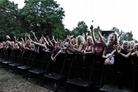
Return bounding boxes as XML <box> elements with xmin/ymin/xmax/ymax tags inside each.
<box><xmin>108</xmin><ymin>33</ymin><xmax>118</xmax><ymax>45</ymax></box>
<box><xmin>112</xmin><ymin>33</ymin><xmax>118</xmax><ymax>45</ymax></box>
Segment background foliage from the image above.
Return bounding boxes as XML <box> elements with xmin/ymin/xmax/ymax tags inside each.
<box><xmin>0</xmin><ymin>0</ymin><xmax>134</xmax><ymax>41</ymax></box>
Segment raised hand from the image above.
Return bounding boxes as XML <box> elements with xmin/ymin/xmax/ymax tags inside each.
<box><xmin>25</xmin><ymin>33</ymin><xmax>28</xmax><ymax>37</ymax></box>
<box><xmin>14</xmin><ymin>36</ymin><xmax>16</xmax><ymax>39</ymax></box>
<box><xmin>27</xmin><ymin>34</ymin><xmax>30</xmax><ymax>38</ymax></box>
<box><xmin>41</xmin><ymin>34</ymin><xmax>44</xmax><ymax>38</ymax></box>
<box><xmin>97</xmin><ymin>26</ymin><xmax>100</xmax><ymax>31</ymax></box>
<box><xmin>117</xmin><ymin>45</ymin><xmax>121</xmax><ymax>53</ymax></box>
<box><xmin>31</xmin><ymin>31</ymin><xmax>35</xmax><ymax>35</ymax></box>
<box><xmin>90</xmin><ymin>25</ymin><xmax>93</xmax><ymax>31</ymax></box>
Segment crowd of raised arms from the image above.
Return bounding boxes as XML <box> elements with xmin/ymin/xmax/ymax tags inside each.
<box><xmin>0</xmin><ymin>25</ymin><xmax>138</xmax><ymax>65</ymax></box>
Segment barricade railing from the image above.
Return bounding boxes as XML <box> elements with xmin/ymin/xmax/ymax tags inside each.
<box><xmin>42</xmin><ymin>52</ymin><xmax>67</xmax><ymax>91</ymax></box>
<box><xmin>0</xmin><ymin>48</ymin><xmax>137</xmax><ymax>92</ymax></box>
<box><xmin>17</xmin><ymin>50</ymin><xmax>35</xmax><ymax>71</ymax></box>
<box><xmin>8</xmin><ymin>49</ymin><xmax>22</xmax><ymax>67</ymax></box>
<box><xmin>28</xmin><ymin>50</ymin><xmax>49</xmax><ymax>75</ymax></box>
<box><xmin>1</xmin><ymin>48</ymin><xmax>15</xmax><ymax>66</ymax></box>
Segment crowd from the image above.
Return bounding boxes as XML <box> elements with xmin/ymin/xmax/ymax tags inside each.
<box><xmin>0</xmin><ymin>25</ymin><xmax>138</xmax><ymax>90</ymax></box>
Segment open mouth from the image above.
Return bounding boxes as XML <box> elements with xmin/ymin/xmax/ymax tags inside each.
<box><xmin>110</xmin><ymin>39</ymin><xmax>114</xmax><ymax>42</ymax></box>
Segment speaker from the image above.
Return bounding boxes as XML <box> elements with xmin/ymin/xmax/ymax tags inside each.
<box><xmin>102</xmin><ymin>30</ymin><xmax>115</xmax><ymax>39</ymax></box>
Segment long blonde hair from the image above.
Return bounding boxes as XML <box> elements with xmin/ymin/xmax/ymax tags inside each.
<box><xmin>76</xmin><ymin>35</ymin><xmax>85</xmax><ymax>46</ymax></box>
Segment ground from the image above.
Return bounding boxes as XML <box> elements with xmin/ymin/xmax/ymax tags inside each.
<box><xmin>0</xmin><ymin>69</ymin><xmax>53</xmax><ymax>92</ymax></box>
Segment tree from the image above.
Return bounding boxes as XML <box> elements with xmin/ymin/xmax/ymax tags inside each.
<box><xmin>0</xmin><ymin>0</ymin><xmax>23</xmax><ymax>40</ymax></box>
<box><xmin>111</xmin><ymin>27</ymin><xmax>133</xmax><ymax>41</ymax></box>
<box><xmin>20</xmin><ymin>0</ymin><xmax>65</xmax><ymax>39</ymax></box>
<box><xmin>72</xmin><ymin>21</ymin><xmax>88</xmax><ymax>37</ymax></box>
<box><xmin>121</xmin><ymin>31</ymin><xmax>133</xmax><ymax>41</ymax></box>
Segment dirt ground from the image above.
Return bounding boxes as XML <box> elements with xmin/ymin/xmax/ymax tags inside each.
<box><xmin>0</xmin><ymin>69</ymin><xmax>53</xmax><ymax>92</ymax></box>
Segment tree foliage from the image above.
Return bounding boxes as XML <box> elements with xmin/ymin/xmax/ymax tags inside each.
<box><xmin>0</xmin><ymin>0</ymin><xmax>23</xmax><ymax>40</ymax></box>
<box><xmin>72</xmin><ymin>21</ymin><xmax>88</xmax><ymax>37</ymax></box>
<box><xmin>0</xmin><ymin>0</ymin><xmax>135</xmax><ymax>41</ymax></box>
<box><xmin>20</xmin><ymin>0</ymin><xmax>65</xmax><ymax>39</ymax></box>
<box><xmin>0</xmin><ymin>0</ymin><xmax>65</xmax><ymax>41</ymax></box>
<box><xmin>111</xmin><ymin>27</ymin><xmax>133</xmax><ymax>41</ymax></box>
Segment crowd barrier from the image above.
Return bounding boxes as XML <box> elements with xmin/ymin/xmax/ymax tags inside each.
<box><xmin>0</xmin><ymin>48</ymin><xmax>137</xmax><ymax>92</ymax></box>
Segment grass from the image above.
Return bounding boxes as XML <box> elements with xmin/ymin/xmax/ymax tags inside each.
<box><xmin>0</xmin><ymin>69</ymin><xmax>53</xmax><ymax>92</ymax></box>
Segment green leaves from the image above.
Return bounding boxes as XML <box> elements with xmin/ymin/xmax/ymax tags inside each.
<box><xmin>72</xmin><ymin>21</ymin><xmax>88</xmax><ymax>37</ymax></box>
<box><xmin>111</xmin><ymin>27</ymin><xmax>133</xmax><ymax>41</ymax></box>
<box><xmin>21</xmin><ymin>0</ymin><xmax>65</xmax><ymax>38</ymax></box>
<box><xmin>0</xmin><ymin>0</ymin><xmax>22</xmax><ymax>41</ymax></box>
<box><xmin>0</xmin><ymin>0</ymin><xmax>66</xmax><ymax>41</ymax></box>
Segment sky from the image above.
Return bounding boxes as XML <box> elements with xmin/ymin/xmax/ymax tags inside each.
<box><xmin>9</xmin><ymin>0</ymin><xmax>138</xmax><ymax>40</ymax></box>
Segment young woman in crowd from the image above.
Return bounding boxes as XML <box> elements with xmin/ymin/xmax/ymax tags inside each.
<box><xmin>129</xmin><ymin>40</ymin><xmax>135</xmax><ymax>51</ymax></box>
<box><xmin>83</xmin><ymin>36</ymin><xmax>94</xmax><ymax>54</ymax></box>
<box><xmin>102</xmin><ymin>32</ymin><xmax>118</xmax><ymax>85</ymax></box>
<box><xmin>90</xmin><ymin>25</ymin><xmax>106</xmax><ymax>55</ymax></box>
<box><xmin>71</xmin><ymin>35</ymin><xmax>86</xmax><ymax>53</ymax></box>
<box><xmin>131</xmin><ymin>43</ymin><xmax>138</xmax><ymax>57</ymax></box>
<box><xmin>102</xmin><ymin>33</ymin><xmax>118</xmax><ymax>65</ymax></box>
<box><xmin>117</xmin><ymin>41</ymin><xmax>132</xmax><ymax>89</ymax></box>
<box><xmin>24</xmin><ymin>34</ymin><xmax>36</xmax><ymax>51</ymax></box>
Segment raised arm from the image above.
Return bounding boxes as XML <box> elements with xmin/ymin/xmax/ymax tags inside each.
<box><xmin>41</xmin><ymin>35</ymin><xmax>49</xmax><ymax>46</ymax></box>
<box><xmin>21</xmin><ymin>37</ymin><xmax>25</xmax><ymax>43</ymax></box>
<box><xmin>30</xmin><ymin>31</ymin><xmax>38</xmax><ymax>42</ymax></box>
<box><xmin>14</xmin><ymin>36</ymin><xmax>18</xmax><ymax>43</ymax></box>
<box><xmin>102</xmin><ymin>47</ymin><xmax>107</xmax><ymax>58</ymax></box>
<box><xmin>52</xmin><ymin>36</ymin><xmax>57</xmax><ymax>44</ymax></box>
<box><xmin>27</xmin><ymin>33</ymin><xmax>33</xmax><ymax>42</ymax></box>
<box><xmin>31</xmin><ymin>40</ymin><xmax>46</xmax><ymax>48</ymax></box>
<box><xmin>24</xmin><ymin>33</ymin><xmax>28</xmax><ymax>43</ymax></box>
<box><xmin>47</xmin><ymin>36</ymin><xmax>54</xmax><ymax>46</ymax></box>
<box><xmin>51</xmin><ymin>49</ymin><xmax>62</xmax><ymax>62</ymax></box>
<box><xmin>97</xmin><ymin>26</ymin><xmax>106</xmax><ymax>45</ymax></box>
<box><xmin>90</xmin><ymin>25</ymin><xmax>97</xmax><ymax>44</ymax></box>
<box><xmin>118</xmin><ymin>46</ymin><xmax>131</xmax><ymax>58</ymax></box>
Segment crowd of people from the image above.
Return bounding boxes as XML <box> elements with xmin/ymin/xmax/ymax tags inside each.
<box><xmin>0</xmin><ymin>25</ymin><xmax>138</xmax><ymax>89</ymax></box>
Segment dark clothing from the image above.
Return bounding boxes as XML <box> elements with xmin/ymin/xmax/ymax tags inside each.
<box><xmin>94</xmin><ymin>42</ymin><xmax>104</xmax><ymax>55</ymax></box>
<box><xmin>117</xmin><ymin>49</ymin><xmax>132</xmax><ymax>89</ymax></box>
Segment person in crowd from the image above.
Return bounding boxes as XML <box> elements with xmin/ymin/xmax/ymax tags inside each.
<box><xmin>50</xmin><ymin>34</ymin><xmax>85</xmax><ymax>62</ymax></box>
<box><xmin>90</xmin><ymin>25</ymin><xmax>106</xmax><ymax>55</ymax></box>
<box><xmin>131</xmin><ymin>43</ymin><xmax>138</xmax><ymax>57</ymax></box>
<box><xmin>24</xmin><ymin>34</ymin><xmax>35</xmax><ymax>51</ymax></box>
<box><xmin>0</xmin><ymin>42</ymin><xmax>3</xmax><ymax>49</ymax></box>
<box><xmin>102</xmin><ymin>32</ymin><xmax>118</xmax><ymax>85</ymax></box>
<box><xmin>102</xmin><ymin>33</ymin><xmax>118</xmax><ymax>65</ymax></box>
<box><xmin>83</xmin><ymin>36</ymin><xmax>94</xmax><ymax>54</ymax></box>
<box><xmin>63</xmin><ymin>35</ymin><xmax>77</xmax><ymax>53</ymax></box>
<box><xmin>117</xmin><ymin>41</ymin><xmax>132</xmax><ymax>89</ymax></box>
<box><xmin>70</xmin><ymin>38</ymin><xmax>77</xmax><ymax>48</ymax></box>
<box><xmin>129</xmin><ymin>40</ymin><xmax>135</xmax><ymax>52</ymax></box>
<box><xmin>5</xmin><ymin>35</ymin><xmax>12</xmax><ymax>49</ymax></box>
<box><xmin>27</xmin><ymin>32</ymin><xmax>48</xmax><ymax>52</ymax></box>
<box><xmin>50</xmin><ymin>36</ymin><xmax>71</xmax><ymax>62</ymax></box>
<box><xmin>51</xmin><ymin>48</ymin><xmax>62</xmax><ymax>62</ymax></box>
<box><xmin>70</xmin><ymin>35</ymin><xmax>86</xmax><ymax>53</ymax></box>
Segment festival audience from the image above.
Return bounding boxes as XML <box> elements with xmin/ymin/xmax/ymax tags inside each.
<box><xmin>0</xmin><ymin>25</ymin><xmax>137</xmax><ymax>90</ymax></box>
